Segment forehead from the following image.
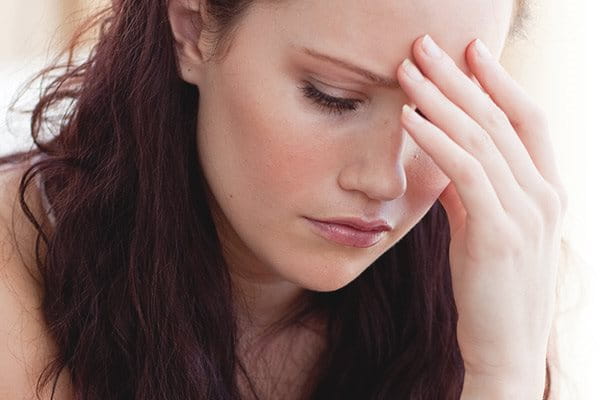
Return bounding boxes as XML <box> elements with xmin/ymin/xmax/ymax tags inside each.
<box><xmin>261</xmin><ymin>0</ymin><xmax>514</xmax><ymax>78</ymax></box>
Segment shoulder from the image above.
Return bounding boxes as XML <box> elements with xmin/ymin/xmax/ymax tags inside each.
<box><xmin>0</xmin><ymin>160</ymin><xmax>44</xmax><ymax>283</ymax></box>
<box><xmin>0</xmin><ymin>161</ymin><xmax>74</xmax><ymax>399</ymax></box>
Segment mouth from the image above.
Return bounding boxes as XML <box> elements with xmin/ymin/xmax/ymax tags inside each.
<box><xmin>304</xmin><ymin>217</ymin><xmax>386</xmax><ymax>248</ymax></box>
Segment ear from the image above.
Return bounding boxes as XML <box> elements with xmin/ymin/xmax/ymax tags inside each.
<box><xmin>168</xmin><ymin>0</ymin><xmax>214</xmax><ymax>85</ymax></box>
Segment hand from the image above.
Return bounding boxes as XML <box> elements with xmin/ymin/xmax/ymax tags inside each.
<box><xmin>396</xmin><ymin>34</ymin><xmax>568</xmax><ymax>385</ymax></box>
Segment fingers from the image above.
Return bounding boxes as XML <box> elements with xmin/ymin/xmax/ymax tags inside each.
<box><xmin>397</xmin><ymin>46</ymin><xmax>528</xmax><ymax>218</ymax></box>
<box><xmin>400</xmin><ymin>102</ymin><xmax>507</xmax><ymax>225</ymax></box>
<box><xmin>464</xmin><ymin>38</ymin><xmax>564</xmax><ymax>191</ymax></box>
<box><xmin>464</xmin><ymin>39</ymin><xmax>568</xmax><ymax>211</ymax></box>
<box><xmin>396</xmin><ymin>34</ymin><xmax>565</xmax><ymax>222</ymax></box>
<box><xmin>407</xmin><ymin>35</ymin><xmax>547</xmax><ymax>193</ymax></box>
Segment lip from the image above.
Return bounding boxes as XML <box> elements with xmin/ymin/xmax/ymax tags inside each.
<box><xmin>316</xmin><ymin>217</ymin><xmax>392</xmax><ymax>232</ymax></box>
<box><xmin>304</xmin><ymin>217</ymin><xmax>389</xmax><ymax>248</ymax></box>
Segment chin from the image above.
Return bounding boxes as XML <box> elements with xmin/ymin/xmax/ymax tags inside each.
<box><xmin>292</xmin><ymin>259</ymin><xmax>370</xmax><ymax>293</ymax></box>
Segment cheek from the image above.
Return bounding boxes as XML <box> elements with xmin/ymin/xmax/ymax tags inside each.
<box><xmin>394</xmin><ymin>145</ymin><xmax>450</xmax><ymax>228</ymax></box>
<box><xmin>406</xmin><ymin>146</ymin><xmax>450</xmax><ymax>194</ymax></box>
<box><xmin>199</xmin><ymin>75</ymin><xmax>335</xmax><ymax>217</ymax></box>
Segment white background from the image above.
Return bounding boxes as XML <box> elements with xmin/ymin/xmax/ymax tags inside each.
<box><xmin>1</xmin><ymin>0</ymin><xmax>598</xmax><ymax>398</ymax></box>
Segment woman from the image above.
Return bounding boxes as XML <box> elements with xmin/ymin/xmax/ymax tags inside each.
<box><xmin>0</xmin><ymin>0</ymin><xmax>568</xmax><ymax>398</ymax></box>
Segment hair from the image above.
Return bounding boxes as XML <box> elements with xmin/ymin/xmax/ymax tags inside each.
<box><xmin>0</xmin><ymin>0</ymin><xmax>567</xmax><ymax>399</ymax></box>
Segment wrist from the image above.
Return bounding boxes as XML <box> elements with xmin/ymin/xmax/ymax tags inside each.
<box><xmin>460</xmin><ymin>371</ymin><xmax>545</xmax><ymax>400</ymax></box>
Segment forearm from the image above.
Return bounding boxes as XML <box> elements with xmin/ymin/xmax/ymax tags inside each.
<box><xmin>460</xmin><ymin>372</ymin><xmax>545</xmax><ymax>400</ymax></box>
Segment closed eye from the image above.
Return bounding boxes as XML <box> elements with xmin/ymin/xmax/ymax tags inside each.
<box><xmin>299</xmin><ymin>80</ymin><xmax>429</xmax><ymax>122</ymax></box>
<box><xmin>298</xmin><ymin>81</ymin><xmax>363</xmax><ymax>116</ymax></box>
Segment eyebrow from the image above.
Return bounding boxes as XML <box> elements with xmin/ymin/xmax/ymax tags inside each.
<box><xmin>300</xmin><ymin>46</ymin><xmax>401</xmax><ymax>89</ymax></box>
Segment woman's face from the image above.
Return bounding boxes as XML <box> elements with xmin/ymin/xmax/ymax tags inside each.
<box><xmin>191</xmin><ymin>0</ymin><xmax>514</xmax><ymax>292</ymax></box>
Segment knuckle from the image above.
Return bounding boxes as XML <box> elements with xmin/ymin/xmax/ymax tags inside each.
<box><xmin>483</xmin><ymin>105</ymin><xmax>511</xmax><ymax>132</ymax></box>
<box><xmin>455</xmin><ymin>155</ymin><xmax>484</xmax><ymax>185</ymax></box>
<box><xmin>490</xmin><ymin>219</ymin><xmax>515</xmax><ymax>240</ymax></box>
<box><xmin>465</xmin><ymin>129</ymin><xmax>496</xmax><ymax>155</ymax></box>
<box><xmin>515</xmin><ymin>104</ymin><xmax>548</xmax><ymax>131</ymax></box>
<box><xmin>503</xmin><ymin>232</ymin><xmax>523</xmax><ymax>254</ymax></box>
<box><xmin>524</xmin><ymin>205</ymin><xmax>545</xmax><ymax>235</ymax></box>
<box><xmin>536</xmin><ymin>183</ymin><xmax>564</xmax><ymax>221</ymax></box>
<box><xmin>489</xmin><ymin>221</ymin><xmax>521</xmax><ymax>254</ymax></box>
<box><xmin>512</xmin><ymin>194</ymin><xmax>543</xmax><ymax>231</ymax></box>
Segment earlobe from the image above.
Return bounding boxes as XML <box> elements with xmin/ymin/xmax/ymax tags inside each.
<box><xmin>168</xmin><ymin>0</ymin><xmax>210</xmax><ymax>84</ymax></box>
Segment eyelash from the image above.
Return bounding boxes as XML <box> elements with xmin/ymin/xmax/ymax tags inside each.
<box><xmin>299</xmin><ymin>81</ymin><xmax>363</xmax><ymax>116</ymax></box>
<box><xmin>299</xmin><ymin>81</ymin><xmax>429</xmax><ymax>121</ymax></box>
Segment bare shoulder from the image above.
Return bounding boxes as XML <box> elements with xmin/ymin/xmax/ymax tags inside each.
<box><xmin>0</xmin><ymin>161</ymin><xmax>44</xmax><ymax>283</ymax></box>
<box><xmin>0</xmin><ymin>162</ymin><xmax>74</xmax><ymax>399</ymax></box>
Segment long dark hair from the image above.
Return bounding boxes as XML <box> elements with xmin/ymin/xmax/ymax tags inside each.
<box><xmin>1</xmin><ymin>0</ymin><xmax>560</xmax><ymax>398</ymax></box>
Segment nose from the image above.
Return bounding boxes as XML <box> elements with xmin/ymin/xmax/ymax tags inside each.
<box><xmin>337</xmin><ymin>115</ymin><xmax>408</xmax><ymax>202</ymax></box>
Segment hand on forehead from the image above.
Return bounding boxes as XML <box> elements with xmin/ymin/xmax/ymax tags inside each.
<box><xmin>278</xmin><ymin>0</ymin><xmax>514</xmax><ymax>85</ymax></box>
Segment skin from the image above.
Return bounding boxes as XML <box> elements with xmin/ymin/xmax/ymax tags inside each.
<box><xmin>171</xmin><ymin>1</ymin><xmax>567</xmax><ymax>395</ymax></box>
<box><xmin>0</xmin><ymin>0</ymin><xmax>568</xmax><ymax>398</ymax></box>
<box><xmin>169</xmin><ymin>0</ymin><xmax>515</xmax><ymax>327</ymax></box>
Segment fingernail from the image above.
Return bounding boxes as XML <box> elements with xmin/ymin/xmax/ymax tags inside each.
<box><xmin>474</xmin><ymin>38</ymin><xmax>492</xmax><ymax>59</ymax></box>
<box><xmin>421</xmin><ymin>34</ymin><xmax>442</xmax><ymax>58</ymax></box>
<box><xmin>402</xmin><ymin>59</ymin><xmax>425</xmax><ymax>81</ymax></box>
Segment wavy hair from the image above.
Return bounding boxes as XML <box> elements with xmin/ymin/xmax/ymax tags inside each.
<box><xmin>0</xmin><ymin>0</ymin><xmax>562</xmax><ymax>399</ymax></box>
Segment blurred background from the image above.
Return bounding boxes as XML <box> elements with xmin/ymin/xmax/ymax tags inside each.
<box><xmin>0</xmin><ymin>0</ymin><xmax>597</xmax><ymax>398</ymax></box>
